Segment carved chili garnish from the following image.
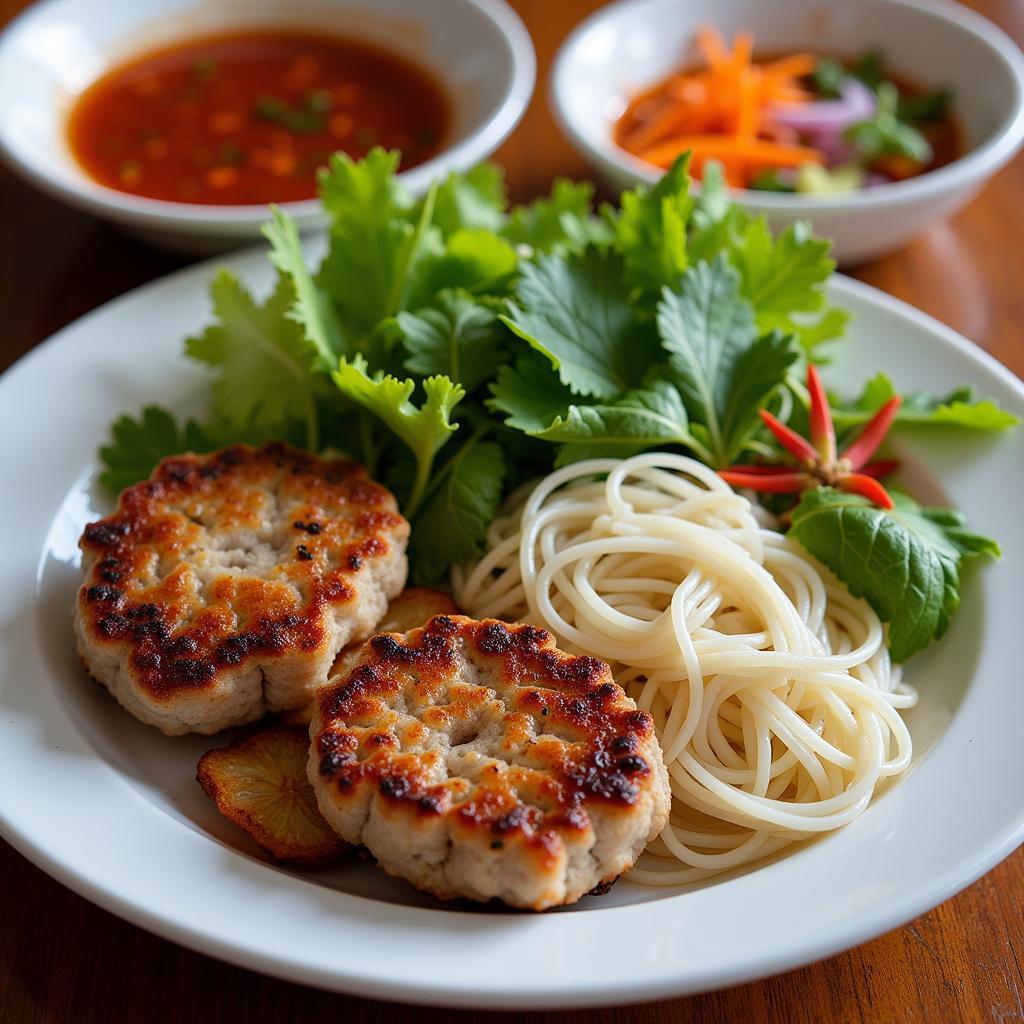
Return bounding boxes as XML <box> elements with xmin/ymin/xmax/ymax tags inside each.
<box><xmin>720</xmin><ymin>365</ymin><xmax>902</xmax><ymax>509</ymax></box>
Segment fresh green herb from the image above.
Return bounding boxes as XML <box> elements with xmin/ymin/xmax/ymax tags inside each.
<box><xmin>790</xmin><ymin>488</ymin><xmax>1000</xmax><ymax>661</ymax></box>
<box><xmin>99</xmin><ymin>407</ymin><xmax>217</xmax><ymax>493</ymax></box>
<box><xmin>501</xmin><ymin>178</ymin><xmax>607</xmax><ymax>254</ymax></box>
<box><xmin>331</xmin><ymin>356</ymin><xmax>464</xmax><ymax>517</ymax></box>
<box><xmin>397</xmin><ymin>290</ymin><xmax>506</xmax><ymax>394</ymax></box>
<box><xmin>812</xmin><ymin>57</ymin><xmax>846</xmax><ymax>99</ymax></box>
<box><xmin>750</xmin><ymin>170</ymin><xmax>796</xmax><ymax>193</ymax></box>
<box><xmin>193</xmin><ymin>57</ymin><xmax>218</xmax><ymax>82</ymax></box>
<box><xmin>845</xmin><ymin>82</ymin><xmax>933</xmax><ymax>164</ymax></box>
<box><xmin>657</xmin><ymin>257</ymin><xmax>799</xmax><ymax>466</ymax></box>
<box><xmin>897</xmin><ymin>88</ymin><xmax>952</xmax><ymax>124</ymax></box>
<box><xmin>832</xmin><ymin>373</ymin><xmax>1020</xmax><ymax>432</ymax></box>
<box><xmin>612</xmin><ymin>155</ymin><xmax>694</xmax><ymax>294</ymax></box>
<box><xmin>98</xmin><ymin>149</ymin><xmax>1013</xmax><ymax>603</ymax></box>
<box><xmin>410</xmin><ymin>437</ymin><xmax>506</xmax><ymax>581</ymax></box>
<box><xmin>850</xmin><ymin>49</ymin><xmax>886</xmax><ymax>91</ymax></box>
<box><xmin>253</xmin><ymin>95</ymin><xmax>326</xmax><ymax>134</ymax></box>
<box><xmin>531</xmin><ymin>381</ymin><xmax>699</xmax><ymax>467</ymax></box>
<box><xmin>185</xmin><ymin>270</ymin><xmax>321</xmax><ymax>450</ymax></box>
<box><xmin>502</xmin><ymin>246</ymin><xmax>659</xmax><ymax>399</ymax></box>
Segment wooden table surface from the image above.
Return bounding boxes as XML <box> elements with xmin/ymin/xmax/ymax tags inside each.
<box><xmin>2</xmin><ymin>1</ymin><xmax>1022</xmax><ymax>1020</ymax></box>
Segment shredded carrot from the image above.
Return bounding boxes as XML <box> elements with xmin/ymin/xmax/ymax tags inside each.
<box><xmin>759</xmin><ymin>53</ymin><xmax>818</xmax><ymax>79</ymax></box>
<box><xmin>613</xmin><ymin>25</ymin><xmax>822</xmax><ymax>188</ymax></box>
<box><xmin>639</xmin><ymin>136</ymin><xmax>825</xmax><ymax>170</ymax></box>
<box><xmin>696</xmin><ymin>25</ymin><xmax>729</xmax><ymax>70</ymax></box>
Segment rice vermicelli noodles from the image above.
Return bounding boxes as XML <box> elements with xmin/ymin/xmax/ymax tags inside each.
<box><xmin>453</xmin><ymin>452</ymin><xmax>916</xmax><ymax>884</ymax></box>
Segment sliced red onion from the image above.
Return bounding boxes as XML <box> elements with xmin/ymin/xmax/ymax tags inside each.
<box><xmin>769</xmin><ymin>78</ymin><xmax>877</xmax><ymax>134</ymax></box>
<box><xmin>865</xmin><ymin>171</ymin><xmax>892</xmax><ymax>187</ymax></box>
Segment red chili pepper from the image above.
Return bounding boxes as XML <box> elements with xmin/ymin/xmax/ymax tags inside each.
<box><xmin>841</xmin><ymin>396</ymin><xmax>902</xmax><ymax>470</ymax></box>
<box><xmin>806</xmin><ymin>365</ymin><xmax>836</xmax><ymax>464</ymax></box>
<box><xmin>719</xmin><ymin>469</ymin><xmax>811</xmax><ymax>492</ymax></box>
<box><xmin>719</xmin><ymin>366</ymin><xmax>900</xmax><ymax>509</ymax></box>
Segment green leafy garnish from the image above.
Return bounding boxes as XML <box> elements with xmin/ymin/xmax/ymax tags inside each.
<box><xmin>99</xmin><ymin>407</ymin><xmax>216</xmax><ymax>493</ymax></box>
<box><xmin>502</xmin><ymin>246</ymin><xmax>657</xmax><ymax>398</ymax></box>
<box><xmin>845</xmin><ymin>82</ymin><xmax>933</xmax><ymax>164</ymax></box>
<box><xmin>317</xmin><ymin>150</ymin><xmax>435</xmax><ymax>344</ymax></box>
<box><xmin>410</xmin><ymin>438</ymin><xmax>506</xmax><ymax>582</ymax></box>
<box><xmin>430</xmin><ymin>164</ymin><xmax>508</xmax><ymax>237</ymax></box>
<box><xmin>185</xmin><ymin>270</ymin><xmax>321</xmax><ymax>449</ymax></box>
<box><xmin>331</xmin><ymin>356</ymin><xmax>464</xmax><ymax>516</ymax></box>
<box><xmin>790</xmin><ymin>488</ymin><xmax>1000</xmax><ymax>661</ymax></box>
<box><xmin>397</xmin><ymin>290</ymin><xmax>506</xmax><ymax>393</ymax></box>
<box><xmin>532</xmin><ymin>382</ymin><xmax>697</xmax><ymax>467</ymax></box>
<box><xmin>613</xmin><ymin>155</ymin><xmax>693</xmax><ymax>294</ymax></box>
<box><xmin>833</xmin><ymin>373</ymin><xmax>1020</xmax><ymax>432</ymax></box>
<box><xmin>501</xmin><ymin>179</ymin><xmax>607</xmax><ymax>253</ymax></box>
<box><xmin>657</xmin><ymin>257</ymin><xmax>799</xmax><ymax>465</ymax></box>
<box><xmin>488</xmin><ymin>351</ymin><xmax>577</xmax><ymax>432</ymax></box>
<box><xmin>98</xmin><ymin>148</ymin><xmax>1014</xmax><ymax>614</ymax></box>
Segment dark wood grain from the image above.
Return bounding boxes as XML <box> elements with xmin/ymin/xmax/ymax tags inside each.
<box><xmin>1</xmin><ymin>0</ymin><xmax>1021</xmax><ymax>1020</ymax></box>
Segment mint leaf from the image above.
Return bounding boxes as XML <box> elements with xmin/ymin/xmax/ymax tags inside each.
<box><xmin>488</xmin><ymin>351</ymin><xmax>576</xmax><ymax>432</ymax></box>
<box><xmin>502</xmin><ymin>246</ymin><xmax>658</xmax><ymax>399</ymax></box>
<box><xmin>614</xmin><ymin>154</ymin><xmax>694</xmax><ymax>293</ymax></box>
<box><xmin>186</xmin><ymin>270</ymin><xmax>320</xmax><ymax>449</ymax></box>
<box><xmin>317</xmin><ymin>149</ymin><xmax>436</xmax><ymax>342</ymax></box>
<box><xmin>397</xmin><ymin>290</ymin><xmax>506</xmax><ymax>393</ymax></box>
<box><xmin>657</xmin><ymin>257</ymin><xmax>797</xmax><ymax>465</ymax></box>
<box><xmin>99</xmin><ymin>406</ymin><xmax>216</xmax><ymax>492</ymax></box>
<box><xmin>263</xmin><ymin>206</ymin><xmax>345</xmax><ymax>366</ymax></box>
<box><xmin>410</xmin><ymin>439</ymin><xmax>506</xmax><ymax>582</ymax></box>
<box><xmin>531</xmin><ymin>381</ymin><xmax>701</xmax><ymax>466</ymax></box>
<box><xmin>789</xmin><ymin>488</ymin><xmax>999</xmax><ymax>661</ymax></box>
<box><xmin>331</xmin><ymin>355</ymin><xmax>464</xmax><ymax>515</ymax></box>
<box><xmin>429</xmin><ymin>164</ymin><xmax>508</xmax><ymax>237</ymax></box>
<box><xmin>832</xmin><ymin>373</ymin><xmax>1020</xmax><ymax>432</ymax></box>
<box><xmin>502</xmin><ymin>179</ymin><xmax>602</xmax><ymax>253</ymax></box>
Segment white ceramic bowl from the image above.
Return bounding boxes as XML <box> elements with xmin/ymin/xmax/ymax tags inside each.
<box><xmin>552</xmin><ymin>0</ymin><xmax>1024</xmax><ymax>264</ymax></box>
<box><xmin>0</xmin><ymin>0</ymin><xmax>535</xmax><ymax>252</ymax></box>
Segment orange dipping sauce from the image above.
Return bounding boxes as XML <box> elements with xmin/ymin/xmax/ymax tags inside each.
<box><xmin>67</xmin><ymin>29</ymin><xmax>451</xmax><ymax>205</ymax></box>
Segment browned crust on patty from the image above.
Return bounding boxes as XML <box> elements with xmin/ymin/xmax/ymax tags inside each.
<box><xmin>77</xmin><ymin>443</ymin><xmax>409</xmax><ymax>704</ymax></box>
<box><xmin>313</xmin><ymin>615</ymin><xmax>661</xmax><ymax>870</ymax></box>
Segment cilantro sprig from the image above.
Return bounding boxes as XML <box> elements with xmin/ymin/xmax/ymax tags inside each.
<box><xmin>100</xmin><ymin>150</ymin><xmax>1015</xmax><ymax>649</ymax></box>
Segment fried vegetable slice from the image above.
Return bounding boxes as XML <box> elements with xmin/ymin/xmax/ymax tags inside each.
<box><xmin>197</xmin><ymin>725</ymin><xmax>344</xmax><ymax>864</ymax></box>
<box><xmin>281</xmin><ymin>587</ymin><xmax>459</xmax><ymax>726</ymax></box>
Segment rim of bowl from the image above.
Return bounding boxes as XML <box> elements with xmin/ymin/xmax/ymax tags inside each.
<box><xmin>0</xmin><ymin>0</ymin><xmax>536</xmax><ymax>231</ymax></box>
<box><xmin>551</xmin><ymin>0</ymin><xmax>1024</xmax><ymax>213</ymax></box>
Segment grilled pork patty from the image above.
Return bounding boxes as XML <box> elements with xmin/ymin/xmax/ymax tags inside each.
<box><xmin>75</xmin><ymin>443</ymin><xmax>408</xmax><ymax>735</ymax></box>
<box><xmin>309</xmin><ymin>615</ymin><xmax>670</xmax><ymax>910</ymax></box>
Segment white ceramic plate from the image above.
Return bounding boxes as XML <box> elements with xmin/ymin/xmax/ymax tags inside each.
<box><xmin>0</xmin><ymin>247</ymin><xmax>1022</xmax><ymax>1008</ymax></box>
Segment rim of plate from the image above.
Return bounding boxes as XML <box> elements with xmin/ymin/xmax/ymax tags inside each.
<box><xmin>0</xmin><ymin>250</ymin><xmax>1022</xmax><ymax>1009</ymax></box>
<box><xmin>0</xmin><ymin>0</ymin><xmax>536</xmax><ymax>228</ymax></box>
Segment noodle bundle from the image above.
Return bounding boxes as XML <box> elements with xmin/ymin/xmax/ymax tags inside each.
<box><xmin>453</xmin><ymin>453</ymin><xmax>916</xmax><ymax>884</ymax></box>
